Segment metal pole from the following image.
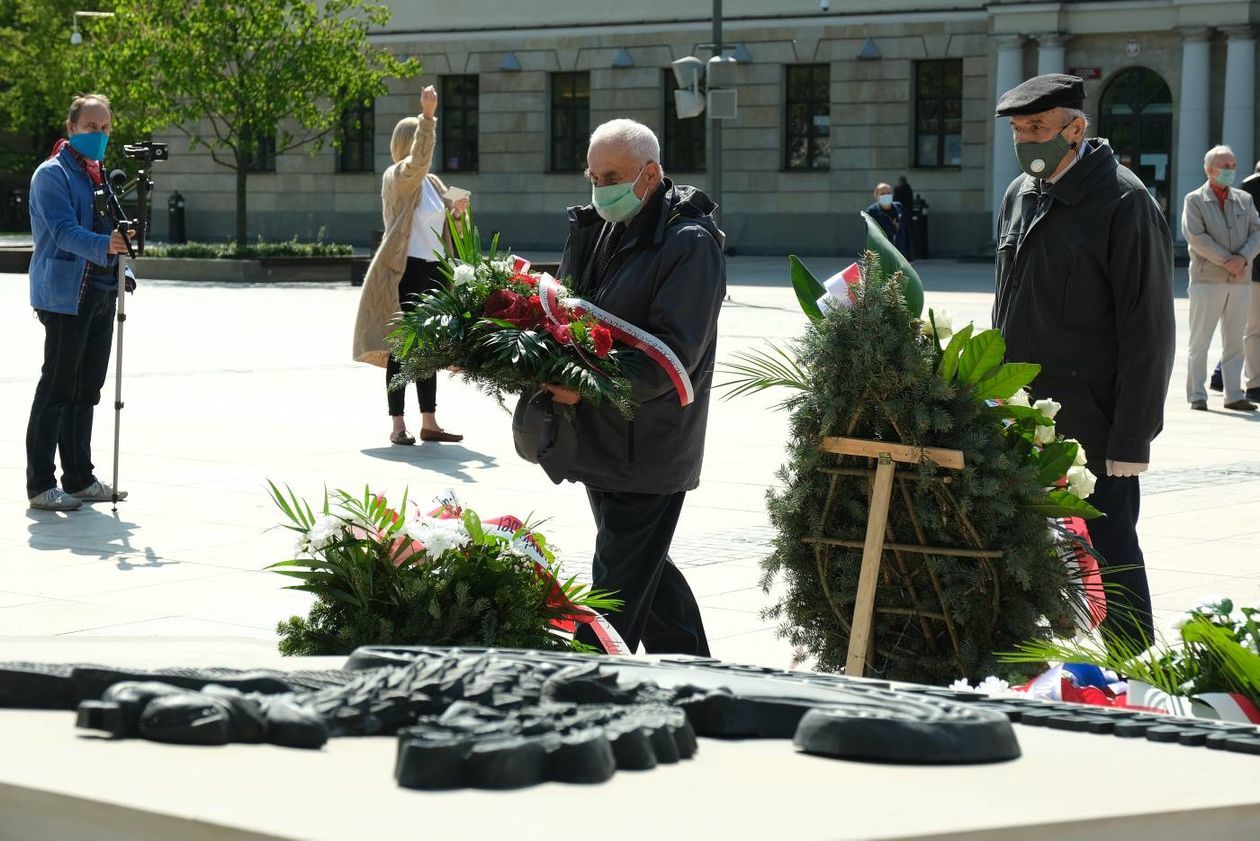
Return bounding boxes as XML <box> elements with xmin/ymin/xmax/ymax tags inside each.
<box><xmin>711</xmin><ymin>0</ymin><xmax>722</xmax><ymax>226</ymax></box>
<box><xmin>110</xmin><ymin>244</ymin><xmax>127</xmax><ymax>511</ymax></box>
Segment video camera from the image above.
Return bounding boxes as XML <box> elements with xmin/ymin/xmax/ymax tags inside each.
<box><xmin>122</xmin><ymin>141</ymin><xmax>168</xmax><ymax>163</ymax></box>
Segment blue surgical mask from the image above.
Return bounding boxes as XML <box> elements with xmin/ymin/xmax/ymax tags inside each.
<box><xmin>1214</xmin><ymin>169</ymin><xmax>1237</xmax><ymax>188</ymax></box>
<box><xmin>69</xmin><ymin>131</ymin><xmax>109</xmax><ymax>161</ymax></box>
<box><xmin>591</xmin><ymin>165</ymin><xmax>648</xmax><ymax>223</ymax></box>
<box><xmin>877</xmin><ymin>194</ymin><xmax>893</xmax><ymax>208</ymax></box>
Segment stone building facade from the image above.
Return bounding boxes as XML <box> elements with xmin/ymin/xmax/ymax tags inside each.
<box><xmin>150</xmin><ymin>0</ymin><xmax>1260</xmax><ymax>256</ymax></box>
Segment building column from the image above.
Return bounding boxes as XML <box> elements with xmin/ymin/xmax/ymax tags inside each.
<box><xmin>1222</xmin><ymin>26</ymin><xmax>1256</xmax><ymax>173</ymax></box>
<box><xmin>992</xmin><ymin>35</ymin><xmax>1025</xmax><ymax>227</ymax></box>
<box><xmin>1175</xmin><ymin>27</ymin><xmax>1212</xmax><ymax>241</ymax></box>
<box><xmin>1036</xmin><ymin>33</ymin><xmax>1069</xmax><ymax>75</ymax></box>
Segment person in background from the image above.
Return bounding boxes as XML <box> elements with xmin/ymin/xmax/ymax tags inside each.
<box><xmin>1241</xmin><ymin>160</ymin><xmax>1260</xmax><ymax>400</ymax></box>
<box><xmin>26</xmin><ymin>93</ymin><xmax>133</xmax><ymax>511</ymax></box>
<box><xmin>1183</xmin><ymin>146</ymin><xmax>1260</xmax><ymax>411</ymax></box>
<box><xmin>866</xmin><ymin>182</ymin><xmax>914</xmax><ymax>261</ymax></box>
<box><xmin>352</xmin><ymin>84</ymin><xmax>469</xmax><ymax>445</ymax></box>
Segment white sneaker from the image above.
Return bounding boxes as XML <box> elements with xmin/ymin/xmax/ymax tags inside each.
<box><xmin>70</xmin><ymin>481</ymin><xmax>128</xmax><ymax>502</ymax></box>
<box><xmin>29</xmin><ymin>487</ymin><xmax>83</xmax><ymax>511</ymax></box>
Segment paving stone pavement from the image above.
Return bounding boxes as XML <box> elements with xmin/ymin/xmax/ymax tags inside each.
<box><xmin>1</xmin><ymin>256</ymin><xmax>1257</xmax><ymax>676</ymax></box>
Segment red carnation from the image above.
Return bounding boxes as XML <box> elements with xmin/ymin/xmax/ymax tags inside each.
<box><xmin>545</xmin><ymin>320</ymin><xmax>573</xmax><ymax>345</ymax></box>
<box><xmin>514</xmin><ymin>272</ymin><xmax>538</xmax><ymax>288</ymax></box>
<box><xmin>591</xmin><ymin>325</ymin><xmax>613</xmax><ymax>359</ymax></box>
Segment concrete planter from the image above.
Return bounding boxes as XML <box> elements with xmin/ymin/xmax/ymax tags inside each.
<box><xmin>133</xmin><ymin>255</ymin><xmax>367</xmax><ymax>284</ymax></box>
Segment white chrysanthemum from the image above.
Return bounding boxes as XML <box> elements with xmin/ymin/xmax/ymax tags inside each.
<box><xmin>1065</xmin><ymin>438</ymin><xmax>1088</xmax><ymax>467</ymax></box>
<box><xmin>1033</xmin><ymin>398</ymin><xmax>1061</xmax><ymax>420</ymax></box>
<box><xmin>1033</xmin><ymin>423</ymin><xmax>1056</xmax><ymax>446</ymax></box>
<box><xmin>306</xmin><ymin>514</ymin><xmax>343</xmax><ymax>552</ymax></box>
<box><xmin>977</xmin><ymin>676</ymin><xmax>1016</xmax><ymax>697</ymax></box>
<box><xmin>452</xmin><ymin>264</ymin><xmax>476</xmax><ymax>286</ymax></box>
<box><xmin>404</xmin><ymin>517</ymin><xmax>469</xmax><ymax>559</ymax></box>
<box><xmin>1007</xmin><ymin>389</ymin><xmax>1031</xmax><ymax>408</ymax></box>
<box><xmin>1066</xmin><ymin>465</ymin><xmax>1097</xmax><ymax>500</ymax></box>
<box><xmin>293</xmin><ymin>534</ymin><xmax>312</xmax><ymax>555</ymax></box>
<box><xmin>948</xmin><ymin>678</ymin><xmax>973</xmax><ymax>691</ymax></box>
<box><xmin>490</xmin><ymin>259</ymin><xmax>513</xmax><ymax>275</ymax></box>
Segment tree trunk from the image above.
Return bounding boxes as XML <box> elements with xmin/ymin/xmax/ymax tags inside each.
<box><xmin>234</xmin><ymin>161</ymin><xmax>248</xmax><ymax>243</ymax></box>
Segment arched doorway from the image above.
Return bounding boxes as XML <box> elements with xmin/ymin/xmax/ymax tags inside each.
<box><xmin>1099</xmin><ymin>67</ymin><xmax>1173</xmax><ymax>217</ymax></box>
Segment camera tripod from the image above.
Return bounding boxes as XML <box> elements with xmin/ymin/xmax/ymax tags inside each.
<box><xmin>100</xmin><ymin>141</ymin><xmax>166</xmax><ymax>510</ymax></box>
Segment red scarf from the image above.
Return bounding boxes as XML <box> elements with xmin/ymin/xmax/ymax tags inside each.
<box><xmin>1211</xmin><ymin>182</ymin><xmax>1229</xmax><ymax>210</ymax></box>
<box><xmin>49</xmin><ymin>138</ymin><xmax>103</xmax><ymax>185</ymax></box>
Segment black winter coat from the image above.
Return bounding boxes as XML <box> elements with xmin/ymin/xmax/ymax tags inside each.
<box><xmin>1243</xmin><ymin>171</ymin><xmax>1260</xmax><ymax>281</ymax></box>
<box><xmin>557</xmin><ymin>180</ymin><xmax>726</xmax><ymax>494</ymax></box>
<box><xmin>993</xmin><ymin>139</ymin><xmax>1175</xmax><ymax>471</ymax></box>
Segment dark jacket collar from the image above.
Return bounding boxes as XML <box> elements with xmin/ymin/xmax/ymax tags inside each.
<box><xmin>566</xmin><ymin>178</ymin><xmax>722</xmax><ymax>248</ymax></box>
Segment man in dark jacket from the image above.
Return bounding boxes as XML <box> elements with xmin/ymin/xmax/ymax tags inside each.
<box><xmin>866</xmin><ymin>182</ymin><xmax>914</xmax><ymax>261</ymax></box>
<box><xmin>545</xmin><ymin>118</ymin><xmax>725</xmax><ymax>656</ymax></box>
<box><xmin>992</xmin><ymin>74</ymin><xmax>1175</xmax><ymax>649</ymax></box>
<box><xmin>1244</xmin><ymin>161</ymin><xmax>1260</xmax><ymax>282</ymax></box>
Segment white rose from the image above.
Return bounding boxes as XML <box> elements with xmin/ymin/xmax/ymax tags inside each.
<box><xmin>923</xmin><ymin>308</ymin><xmax>954</xmax><ymax>342</ymax></box>
<box><xmin>1065</xmin><ymin>438</ymin><xmax>1088</xmax><ymax>467</ymax></box>
<box><xmin>452</xmin><ymin>264</ymin><xmax>476</xmax><ymax>286</ymax></box>
<box><xmin>1066</xmin><ymin>465</ymin><xmax>1097</xmax><ymax>500</ymax></box>
<box><xmin>1033</xmin><ymin>423</ymin><xmax>1056</xmax><ymax>445</ymax></box>
<box><xmin>1033</xmin><ymin>398</ymin><xmax>1061</xmax><ymax>420</ymax></box>
<box><xmin>1007</xmin><ymin>389</ymin><xmax>1031</xmax><ymax>408</ymax></box>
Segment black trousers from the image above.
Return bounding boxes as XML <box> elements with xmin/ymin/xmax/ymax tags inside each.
<box><xmin>583</xmin><ymin>489</ymin><xmax>710</xmax><ymax>656</ymax></box>
<box><xmin>386</xmin><ymin>258</ymin><xmax>442</xmax><ymax>416</ymax></box>
<box><xmin>1084</xmin><ymin>474</ymin><xmax>1154</xmax><ymax>648</ymax></box>
<box><xmin>25</xmin><ymin>284</ymin><xmax>115</xmax><ymax>498</ymax></box>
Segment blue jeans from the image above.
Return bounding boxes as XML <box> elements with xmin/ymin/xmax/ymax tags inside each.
<box><xmin>25</xmin><ymin>284</ymin><xmax>115</xmax><ymax>498</ymax></box>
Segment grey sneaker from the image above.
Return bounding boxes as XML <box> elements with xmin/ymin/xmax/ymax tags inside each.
<box><xmin>29</xmin><ymin>487</ymin><xmax>83</xmax><ymax>511</ymax></box>
<box><xmin>70</xmin><ymin>481</ymin><xmax>128</xmax><ymax>502</ymax></box>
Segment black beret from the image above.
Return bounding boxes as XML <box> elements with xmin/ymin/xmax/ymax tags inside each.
<box><xmin>995</xmin><ymin>73</ymin><xmax>1086</xmax><ymax>117</ymax></box>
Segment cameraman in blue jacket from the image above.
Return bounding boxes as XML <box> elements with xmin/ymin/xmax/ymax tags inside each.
<box><xmin>26</xmin><ymin>94</ymin><xmax>132</xmax><ymax>511</ymax></box>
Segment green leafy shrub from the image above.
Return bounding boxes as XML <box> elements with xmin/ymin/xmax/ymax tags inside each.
<box><xmin>146</xmin><ymin>234</ymin><xmax>353</xmax><ymax>259</ymax></box>
<box><xmin>268</xmin><ymin>483</ymin><xmax>619</xmax><ymax>657</ymax></box>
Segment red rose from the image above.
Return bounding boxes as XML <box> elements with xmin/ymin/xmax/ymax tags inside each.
<box><xmin>525</xmin><ymin>295</ymin><xmax>545</xmax><ymax>329</ymax></box>
<box><xmin>513</xmin><ymin>272</ymin><xmax>538</xmax><ymax>288</ymax></box>
<box><xmin>484</xmin><ymin>289</ymin><xmax>524</xmax><ymax>320</ymax></box>
<box><xmin>591</xmin><ymin>325</ymin><xmax>613</xmax><ymax>359</ymax></box>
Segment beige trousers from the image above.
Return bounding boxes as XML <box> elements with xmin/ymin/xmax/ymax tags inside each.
<box><xmin>1187</xmin><ymin>282</ymin><xmax>1250</xmax><ymax>403</ymax></box>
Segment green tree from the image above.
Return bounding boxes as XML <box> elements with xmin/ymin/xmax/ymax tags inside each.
<box><xmin>0</xmin><ymin>0</ymin><xmax>112</xmax><ymax>174</ymax></box>
<box><xmin>87</xmin><ymin>0</ymin><xmax>418</xmax><ymax>242</ymax></box>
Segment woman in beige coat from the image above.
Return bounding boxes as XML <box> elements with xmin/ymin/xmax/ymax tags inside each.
<box><xmin>352</xmin><ymin>85</ymin><xmax>470</xmax><ymax>444</ymax></box>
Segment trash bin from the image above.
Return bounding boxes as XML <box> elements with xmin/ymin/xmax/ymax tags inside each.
<box><xmin>911</xmin><ymin>195</ymin><xmax>930</xmax><ymax>260</ymax></box>
<box><xmin>168</xmin><ymin>191</ymin><xmax>187</xmax><ymax>244</ymax></box>
<box><xmin>8</xmin><ymin>188</ymin><xmax>27</xmax><ymax>232</ymax></box>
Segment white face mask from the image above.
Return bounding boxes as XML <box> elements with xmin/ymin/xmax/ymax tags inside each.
<box><xmin>877</xmin><ymin>194</ymin><xmax>893</xmax><ymax>208</ymax></box>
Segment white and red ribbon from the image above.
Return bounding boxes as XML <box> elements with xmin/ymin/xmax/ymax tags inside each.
<box><xmin>537</xmin><ymin>273</ymin><xmax>694</xmax><ymax>407</ymax></box>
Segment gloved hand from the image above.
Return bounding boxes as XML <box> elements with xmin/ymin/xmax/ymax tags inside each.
<box><xmin>1106</xmin><ymin>460</ymin><xmax>1147</xmax><ymax>478</ymax></box>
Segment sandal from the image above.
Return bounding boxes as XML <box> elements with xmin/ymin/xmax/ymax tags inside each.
<box><xmin>390</xmin><ymin>429</ymin><xmax>416</xmax><ymax>445</ymax></box>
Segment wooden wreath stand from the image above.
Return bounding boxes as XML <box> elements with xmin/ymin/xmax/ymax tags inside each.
<box><xmin>808</xmin><ymin>436</ymin><xmax>985</xmax><ymax>678</ymax></box>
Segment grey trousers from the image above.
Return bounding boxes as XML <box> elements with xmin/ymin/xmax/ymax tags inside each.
<box><xmin>1187</xmin><ymin>282</ymin><xmax>1250</xmax><ymax>403</ymax></box>
<box><xmin>1245</xmin><ymin>280</ymin><xmax>1260</xmax><ymax>390</ymax></box>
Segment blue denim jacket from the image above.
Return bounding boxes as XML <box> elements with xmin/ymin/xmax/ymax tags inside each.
<box><xmin>28</xmin><ymin>148</ymin><xmax>113</xmax><ymax>314</ymax></box>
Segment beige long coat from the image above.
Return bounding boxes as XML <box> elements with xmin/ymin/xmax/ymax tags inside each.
<box><xmin>352</xmin><ymin>115</ymin><xmax>461</xmax><ymax>368</ymax></box>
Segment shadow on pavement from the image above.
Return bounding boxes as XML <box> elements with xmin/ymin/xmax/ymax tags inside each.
<box><xmin>26</xmin><ymin>506</ymin><xmax>170</xmax><ymax>570</ymax></box>
<box><xmin>359</xmin><ymin>444</ymin><xmax>497</xmax><ymax>483</ymax></box>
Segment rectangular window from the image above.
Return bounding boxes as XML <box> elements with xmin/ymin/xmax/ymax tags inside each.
<box><xmin>550</xmin><ymin>71</ymin><xmax>590</xmax><ymax>173</ymax></box>
<box><xmin>784</xmin><ymin>64</ymin><xmax>830</xmax><ymax>171</ymax></box>
<box><xmin>440</xmin><ymin>75</ymin><xmax>479</xmax><ymax>172</ymax></box>
<box><xmin>246</xmin><ymin>129</ymin><xmax>276</xmax><ymax>173</ymax></box>
<box><xmin>915</xmin><ymin>59</ymin><xmax>963</xmax><ymax>168</ymax></box>
<box><xmin>663</xmin><ymin>70</ymin><xmax>706</xmax><ymax>172</ymax></box>
<box><xmin>337</xmin><ymin>99</ymin><xmax>375</xmax><ymax>173</ymax></box>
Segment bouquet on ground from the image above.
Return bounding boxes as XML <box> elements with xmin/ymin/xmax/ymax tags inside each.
<box><xmin>993</xmin><ymin>594</ymin><xmax>1260</xmax><ymax>724</ymax></box>
<box><xmin>388</xmin><ymin>213</ymin><xmax>694</xmax><ymax>419</ymax></box>
<box><xmin>267</xmin><ymin>482</ymin><xmax>624</xmax><ymax>656</ymax></box>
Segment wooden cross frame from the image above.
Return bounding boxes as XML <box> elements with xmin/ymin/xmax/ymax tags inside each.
<box><xmin>818</xmin><ymin>436</ymin><xmax>966</xmax><ymax>678</ymax></box>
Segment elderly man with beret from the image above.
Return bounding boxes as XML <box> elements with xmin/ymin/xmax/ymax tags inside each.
<box><xmin>991</xmin><ymin>74</ymin><xmax>1176</xmax><ymax>650</ymax></box>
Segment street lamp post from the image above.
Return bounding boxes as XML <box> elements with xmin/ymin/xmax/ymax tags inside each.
<box><xmin>710</xmin><ymin>0</ymin><xmax>723</xmax><ymax>225</ymax></box>
<box><xmin>70</xmin><ymin>10</ymin><xmax>114</xmax><ymax>45</ymax></box>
